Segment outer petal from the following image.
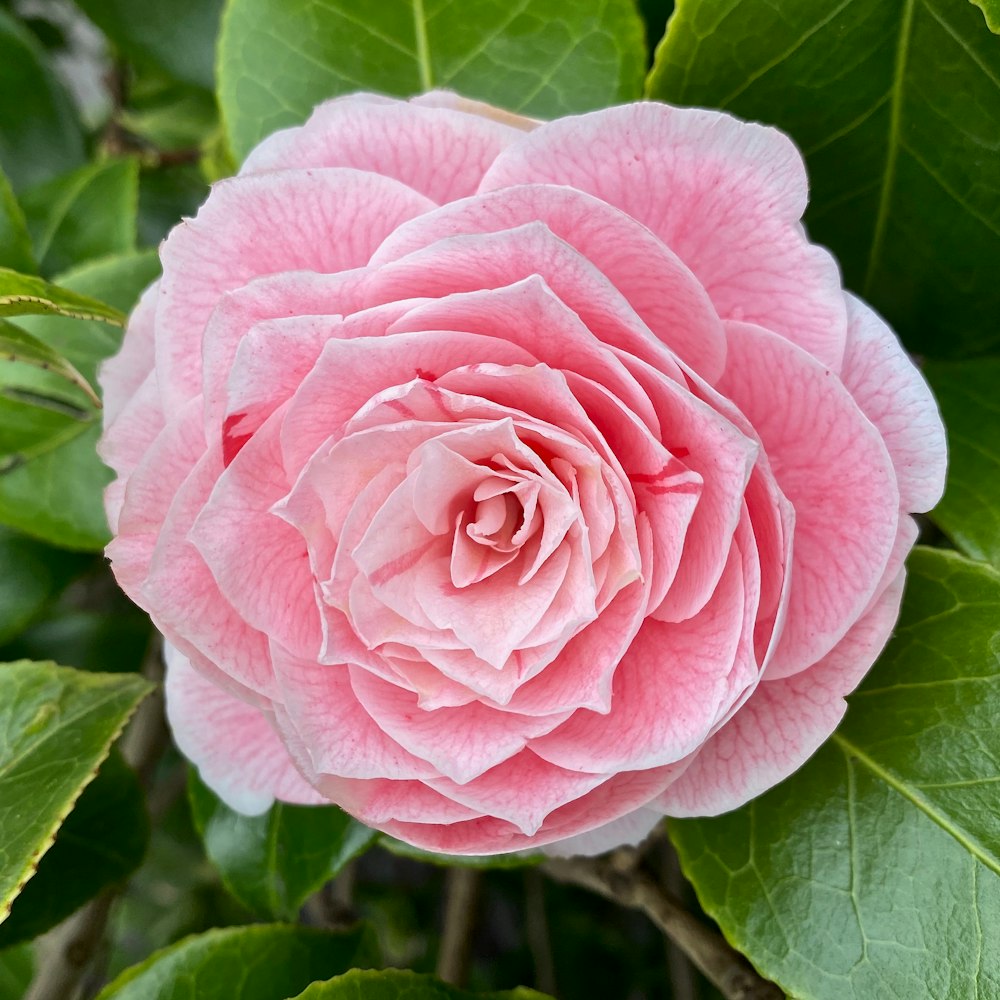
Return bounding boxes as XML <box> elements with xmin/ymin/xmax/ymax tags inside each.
<box><xmin>479</xmin><ymin>103</ymin><xmax>847</xmax><ymax>370</ymax></box>
<box><xmin>241</xmin><ymin>93</ymin><xmax>523</xmax><ymax>202</ymax></box>
<box><xmin>657</xmin><ymin>571</ymin><xmax>906</xmax><ymax>816</ymax></box>
<box><xmin>100</xmin><ymin>280</ymin><xmax>159</xmax><ymax>423</ymax></box>
<box><xmin>719</xmin><ymin>322</ymin><xmax>899</xmax><ymax>679</ymax></box>
<box><xmin>156</xmin><ymin>168</ymin><xmax>434</xmax><ymax>406</ymax></box>
<box><xmin>840</xmin><ymin>293</ymin><xmax>947</xmax><ymax>513</ymax></box>
<box><xmin>164</xmin><ymin>644</ymin><xmax>323</xmax><ymax>814</ymax></box>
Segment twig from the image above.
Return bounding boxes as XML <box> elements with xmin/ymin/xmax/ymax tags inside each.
<box><xmin>524</xmin><ymin>868</ymin><xmax>557</xmax><ymax>996</ymax></box>
<box><xmin>542</xmin><ymin>848</ymin><xmax>783</xmax><ymax>1000</ymax></box>
<box><xmin>436</xmin><ymin>867</ymin><xmax>481</xmax><ymax>986</ymax></box>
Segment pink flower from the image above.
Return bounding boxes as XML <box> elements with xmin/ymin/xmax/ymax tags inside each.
<box><xmin>100</xmin><ymin>92</ymin><xmax>946</xmax><ymax>856</ymax></box>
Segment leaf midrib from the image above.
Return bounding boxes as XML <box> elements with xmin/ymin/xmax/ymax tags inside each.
<box><xmin>862</xmin><ymin>0</ymin><xmax>916</xmax><ymax>295</ymax></box>
<box><xmin>832</xmin><ymin>731</ymin><xmax>1000</xmax><ymax>877</ymax></box>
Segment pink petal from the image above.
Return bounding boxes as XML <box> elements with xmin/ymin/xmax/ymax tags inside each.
<box><xmin>189</xmin><ymin>408</ymin><xmax>321</xmax><ymax>659</ymax></box>
<box><xmin>269</xmin><ymin>641</ymin><xmax>438</xmax><ymax>781</ymax></box>
<box><xmin>371</xmin><ymin>222</ymin><xmax>688</xmax><ymax>387</ymax></box>
<box><xmin>425</xmin><ymin>751</ymin><xmax>608</xmax><ymax>837</ymax></box>
<box><xmin>348</xmin><ymin>666</ymin><xmax>570</xmax><ymax>785</ymax></box>
<box><xmin>164</xmin><ymin>644</ymin><xmax>322</xmax><ymax>814</ymax></box>
<box><xmin>141</xmin><ymin>448</ymin><xmax>278</xmax><ymax>700</ymax></box>
<box><xmin>156</xmin><ymin>168</ymin><xmax>434</xmax><ymax>407</ymax></box>
<box><xmin>479</xmin><ymin>104</ymin><xmax>847</xmax><ymax>370</ymax></box>
<box><xmin>374</xmin><ymin>184</ymin><xmax>727</xmax><ymax>380</ymax></box>
<box><xmin>656</xmin><ymin>570</ymin><xmax>906</xmax><ymax>816</ymax></box>
<box><xmin>241</xmin><ymin>93</ymin><xmax>523</xmax><ymax>203</ymax></box>
<box><xmin>100</xmin><ymin>280</ymin><xmax>158</xmax><ymax>423</ymax></box>
<box><xmin>840</xmin><ymin>293</ymin><xmax>947</xmax><ymax>513</ymax></box>
<box><xmin>279</xmin><ymin>331</ymin><xmax>534</xmax><ymax>473</ymax></box>
<box><xmin>719</xmin><ymin>321</ymin><xmax>899</xmax><ymax>679</ymax></box>
<box><xmin>530</xmin><ymin>540</ymin><xmax>750</xmax><ymax>772</ymax></box>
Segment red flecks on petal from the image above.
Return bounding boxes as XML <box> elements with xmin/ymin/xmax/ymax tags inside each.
<box><xmin>222</xmin><ymin>413</ymin><xmax>253</xmax><ymax>468</ymax></box>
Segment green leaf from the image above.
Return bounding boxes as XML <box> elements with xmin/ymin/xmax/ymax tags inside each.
<box><xmin>138</xmin><ymin>164</ymin><xmax>209</xmax><ymax>248</ymax></box>
<box><xmin>648</xmin><ymin>0</ymin><xmax>1000</xmax><ymax>359</ymax></box>
<box><xmin>0</xmin><ymin>320</ymin><xmax>99</xmax><ymax>405</ymax></box>
<box><xmin>0</xmin><ymin>526</ymin><xmax>89</xmax><ymax>645</ymax></box>
<box><xmin>0</xmin><ymin>251</ymin><xmax>160</xmax><ymax>549</ymax></box>
<box><xmin>95</xmin><ymin>923</ymin><xmax>378</xmax><ymax>1000</ymax></box>
<box><xmin>0</xmin><ymin>750</ymin><xmax>148</xmax><ymax>948</ymax></box>
<box><xmin>670</xmin><ymin>547</ymin><xmax>1000</xmax><ymax>999</ymax></box>
<box><xmin>188</xmin><ymin>771</ymin><xmax>377</xmax><ymax>920</ymax></box>
<box><xmin>121</xmin><ymin>77</ymin><xmax>219</xmax><ymax>152</ymax></box>
<box><xmin>0</xmin><ymin>660</ymin><xmax>151</xmax><ymax>925</ymax></box>
<box><xmin>0</xmin><ymin>943</ymin><xmax>33</xmax><ymax>1000</ymax></box>
<box><xmin>73</xmin><ymin>0</ymin><xmax>224</xmax><ymax>90</ymax></box>
<box><xmin>925</xmin><ymin>358</ymin><xmax>1000</xmax><ymax>569</ymax></box>
<box><xmin>288</xmin><ymin>969</ymin><xmax>552</xmax><ymax>1000</ymax></box>
<box><xmin>970</xmin><ymin>0</ymin><xmax>1000</xmax><ymax>32</ymax></box>
<box><xmin>218</xmin><ymin>0</ymin><xmax>647</xmax><ymax>162</ymax></box>
<box><xmin>0</xmin><ymin>268</ymin><xmax>125</xmax><ymax>325</ymax></box>
<box><xmin>0</xmin><ymin>10</ymin><xmax>85</xmax><ymax>192</ymax></box>
<box><xmin>380</xmin><ymin>836</ymin><xmax>542</xmax><ymax>869</ymax></box>
<box><xmin>20</xmin><ymin>160</ymin><xmax>139</xmax><ymax>277</ymax></box>
<box><xmin>0</xmin><ymin>169</ymin><xmax>36</xmax><ymax>274</ymax></box>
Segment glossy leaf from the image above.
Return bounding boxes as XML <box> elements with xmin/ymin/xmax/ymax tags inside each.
<box><xmin>289</xmin><ymin>969</ymin><xmax>552</xmax><ymax>1000</ymax></box>
<box><xmin>188</xmin><ymin>771</ymin><xmax>377</xmax><ymax>920</ymax></box>
<box><xmin>218</xmin><ymin>0</ymin><xmax>646</xmax><ymax>162</ymax></box>
<box><xmin>0</xmin><ymin>750</ymin><xmax>148</xmax><ymax>948</ymax></box>
<box><xmin>0</xmin><ymin>660</ymin><xmax>151</xmax><ymax>925</ymax></box>
<box><xmin>926</xmin><ymin>358</ymin><xmax>1000</xmax><ymax>568</ymax></box>
<box><xmin>20</xmin><ymin>159</ymin><xmax>139</xmax><ymax>276</ymax></box>
<box><xmin>648</xmin><ymin>0</ymin><xmax>1000</xmax><ymax>359</ymax></box>
<box><xmin>970</xmin><ymin>0</ymin><xmax>1000</xmax><ymax>31</ymax></box>
<box><xmin>0</xmin><ymin>320</ymin><xmax>99</xmax><ymax>405</ymax></box>
<box><xmin>670</xmin><ymin>547</ymin><xmax>1000</xmax><ymax>999</ymax></box>
<box><xmin>0</xmin><ymin>169</ymin><xmax>35</xmax><ymax>274</ymax></box>
<box><xmin>0</xmin><ymin>526</ymin><xmax>89</xmax><ymax>645</ymax></box>
<box><xmin>0</xmin><ymin>10</ymin><xmax>85</xmax><ymax>192</ymax></box>
<box><xmin>73</xmin><ymin>0</ymin><xmax>224</xmax><ymax>90</ymax></box>
<box><xmin>0</xmin><ymin>268</ymin><xmax>125</xmax><ymax>326</ymax></box>
<box><xmin>0</xmin><ymin>251</ymin><xmax>159</xmax><ymax>548</ymax></box>
<box><xmin>95</xmin><ymin>923</ymin><xmax>379</xmax><ymax>1000</ymax></box>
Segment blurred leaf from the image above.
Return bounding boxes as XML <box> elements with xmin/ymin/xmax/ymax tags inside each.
<box><xmin>380</xmin><ymin>837</ymin><xmax>542</xmax><ymax>870</ymax></box>
<box><xmin>648</xmin><ymin>0</ymin><xmax>1000</xmax><ymax>359</ymax></box>
<box><xmin>218</xmin><ymin>0</ymin><xmax>647</xmax><ymax>162</ymax></box>
<box><xmin>0</xmin><ymin>320</ymin><xmax>99</xmax><ymax>404</ymax></box>
<box><xmin>0</xmin><ymin>168</ymin><xmax>35</xmax><ymax>273</ymax></box>
<box><xmin>121</xmin><ymin>78</ymin><xmax>218</xmax><ymax>151</ymax></box>
<box><xmin>20</xmin><ymin>160</ymin><xmax>139</xmax><ymax>276</ymax></box>
<box><xmin>138</xmin><ymin>164</ymin><xmax>208</xmax><ymax>247</ymax></box>
<box><xmin>0</xmin><ymin>943</ymin><xmax>33</xmax><ymax>1000</ymax></box>
<box><xmin>670</xmin><ymin>547</ymin><xmax>1000</xmax><ymax>999</ymax></box>
<box><xmin>970</xmin><ymin>0</ymin><xmax>1000</xmax><ymax>31</ymax></box>
<box><xmin>0</xmin><ymin>660</ymin><xmax>151</xmax><ymax>925</ymax></box>
<box><xmin>0</xmin><ymin>251</ymin><xmax>159</xmax><ymax>548</ymax></box>
<box><xmin>0</xmin><ymin>10</ymin><xmax>85</xmax><ymax>192</ymax></box>
<box><xmin>0</xmin><ymin>526</ymin><xmax>89</xmax><ymax>645</ymax></box>
<box><xmin>0</xmin><ymin>750</ymin><xmax>148</xmax><ymax>948</ymax></box>
<box><xmin>200</xmin><ymin>127</ymin><xmax>237</xmax><ymax>184</ymax></box>
<box><xmin>73</xmin><ymin>0</ymin><xmax>224</xmax><ymax>90</ymax></box>
<box><xmin>188</xmin><ymin>771</ymin><xmax>377</xmax><ymax>920</ymax></box>
<box><xmin>289</xmin><ymin>969</ymin><xmax>551</xmax><ymax>1000</ymax></box>
<box><xmin>95</xmin><ymin>923</ymin><xmax>378</xmax><ymax>1000</ymax></box>
<box><xmin>0</xmin><ymin>268</ymin><xmax>124</xmax><ymax>325</ymax></box>
<box><xmin>3</xmin><ymin>607</ymin><xmax>151</xmax><ymax>674</ymax></box>
<box><xmin>926</xmin><ymin>358</ymin><xmax>1000</xmax><ymax>568</ymax></box>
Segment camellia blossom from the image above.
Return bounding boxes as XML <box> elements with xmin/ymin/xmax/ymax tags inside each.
<box><xmin>100</xmin><ymin>92</ymin><xmax>946</xmax><ymax>856</ymax></box>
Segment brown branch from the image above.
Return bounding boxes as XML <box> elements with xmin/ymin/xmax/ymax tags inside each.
<box><xmin>542</xmin><ymin>848</ymin><xmax>783</xmax><ymax>1000</ymax></box>
<box><xmin>524</xmin><ymin>868</ymin><xmax>557</xmax><ymax>996</ymax></box>
<box><xmin>435</xmin><ymin>867</ymin><xmax>481</xmax><ymax>986</ymax></box>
